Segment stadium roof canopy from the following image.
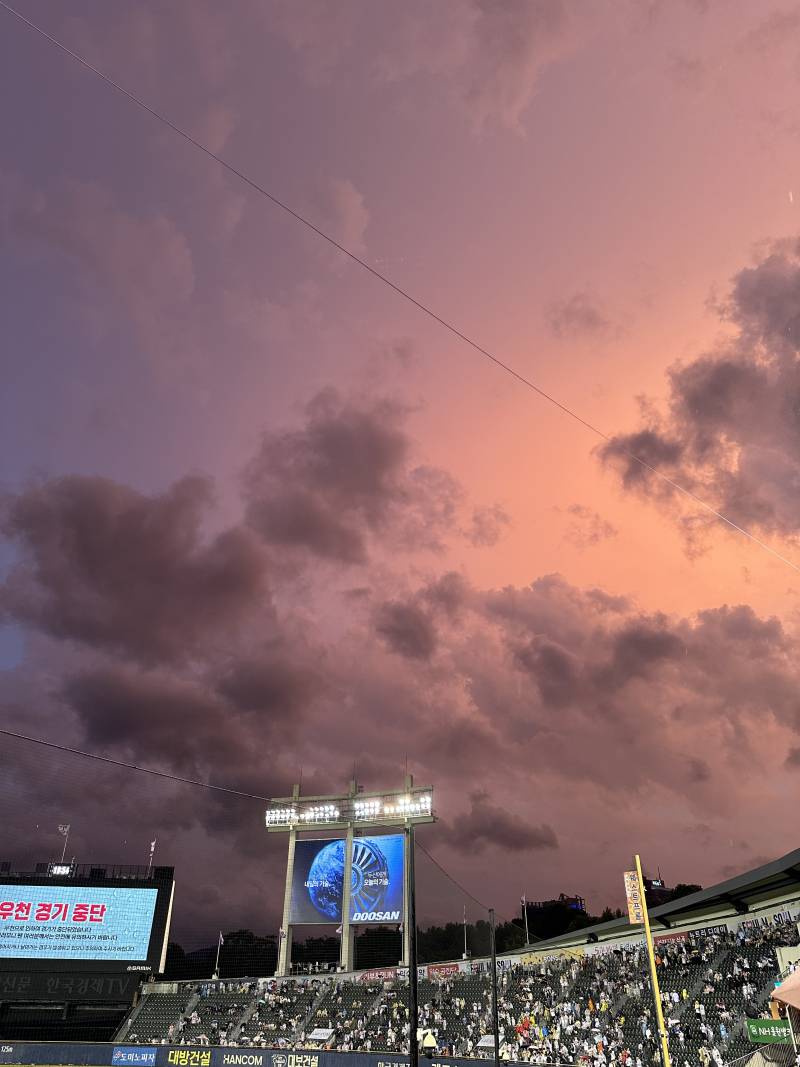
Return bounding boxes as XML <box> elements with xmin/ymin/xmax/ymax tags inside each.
<box><xmin>526</xmin><ymin>846</ymin><xmax>800</xmax><ymax>952</ymax></box>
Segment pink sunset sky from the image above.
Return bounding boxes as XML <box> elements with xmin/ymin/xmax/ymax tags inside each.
<box><xmin>2</xmin><ymin>0</ymin><xmax>800</xmax><ymax>941</ymax></box>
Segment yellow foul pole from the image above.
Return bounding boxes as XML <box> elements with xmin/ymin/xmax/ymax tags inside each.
<box><xmin>635</xmin><ymin>854</ymin><xmax>672</xmax><ymax>1067</ymax></box>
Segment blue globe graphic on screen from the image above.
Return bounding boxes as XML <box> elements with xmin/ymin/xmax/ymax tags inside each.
<box><xmin>350</xmin><ymin>838</ymin><xmax>390</xmax><ymax>914</ymax></box>
<box><xmin>307</xmin><ymin>840</ymin><xmax>345</xmax><ymax>920</ymax></box>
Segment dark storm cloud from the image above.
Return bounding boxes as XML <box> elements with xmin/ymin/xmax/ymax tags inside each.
<box><xmin>600</xmin><ymin>618</ymin><xmax>685</xmax><ymax>688</ymax></box>
<box><xmin>442</xmin><ymin>791</ymin><xmax>559</xmax><ymax>854</ymax></box>
<box><xmin>1</xmin><ymin>475</ymin><xmax>270</xmax><ymax>664</ymax></box>
<box><xmin>244</xmin><ymin>389</ymin><xmax>500</xmax><ymax>562</ymax></box>
<box><xmin>599</xmin><ymin>429</ymin><xmax>685</xmax><ymax>491</ymax></box>
<box><xmin>600</xmin><ymin>238</ymin><xmax>800</xmax><ymax>542</ymax></box>
<box><xmin>422</xmin><ymin>572</ymin><xmax>471</xmax><ymax>620</ymax></box>
<box><xmin>62</xmin><ymin>666</ymin><xmax>252</xmax><ymax>773</ymax></box>
<box><xmin>244</xmin><ymin>389</ymin><xmax>472</xmax><ymax>563</ymax></box>
<box><xmin>513</xmin><ymin>637</ymin><xmax>582</xmax><ymax>707</ymax></box>
<box><xmin>547</xmin><ymin>292</ymin><xmax>613</xmax><ymax>339</ymax></box>
<box><xmin>374</xmin><ymin>600</ymin><xmax>438</xmax><ymax>660</ymax></box>
<box><xmin>216</xmin><ymin>651</ymin><xmax>323</xmax><ymax>717</ymax></box>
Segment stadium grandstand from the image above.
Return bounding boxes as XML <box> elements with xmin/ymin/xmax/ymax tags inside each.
<box><xmin>97</xmin><ymin>849</ymin><xmax>800</xmax><ymax>1066</ymax></box>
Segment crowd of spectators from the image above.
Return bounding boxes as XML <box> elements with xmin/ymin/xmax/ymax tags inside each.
<box><xmin>123</xmin><ymin>915</ymin><xmax>800</xmax><ymax>1066</ymax></box>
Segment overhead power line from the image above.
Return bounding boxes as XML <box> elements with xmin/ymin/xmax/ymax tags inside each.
<box><xmin>0</xmin><ymin>727</ymin><xmax>273</xmax><ymax>802</ymax></box>
<box><xmin>416</xmin><ymin>838</ymin><xmax>492</xmax><ymax>913</ymax></box>
<box><xmin>1</xmin><ymin>1</ymin><xmax>798</xmax><ymax>575</ymax></box>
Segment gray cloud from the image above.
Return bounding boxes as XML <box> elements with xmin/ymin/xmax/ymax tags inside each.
<box><xmin>244</xmin><ymin>389</ymin><xmax>484</xmax><ymax>563</ymax></box>
<box><xmin>63</xmin><ymin>666</ymin><xmax>249</xmax><ymax>775</ymax></box>
<box><xmin>600</xmin><ymin>238</ymin><xmax>800</xmax><ymax>544</ymax></box>
<box><xmin>1</xmin><ymin>475</ymin><xmax>270</xmax><ymax>664</ymax></box>
<box><xmin>441</xmin><ymin>791</ymin><xmax>559</xmax><ymax>854</ymax></box>
<box><xmin>547</xmin><ymin>292</ymin><xmax>613</xmax><ymax>339</ymax></box>
<box><xmin>464</xmin><ymin>504</ymin><xmax>511</xmax><ymax>547</ymax></box>
<box><xmin>562</xmin><ymin>504</ymin><xmax>618</xmax><ymax>548</ymax></box>
<box><xmin>374</xmin><ymin>599</ymin><xmax>438</xmax><ymax>660</ymax></box>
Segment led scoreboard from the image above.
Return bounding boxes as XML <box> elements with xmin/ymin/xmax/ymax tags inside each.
<box><xmin>0</xmin><ymin>863</ymin><xmax>174</xmax><ymax>983</ymax></box>
<box><xmin>0</xmin><ymin>884</ymin><xmax>158</xmax><ymax>961</ymax></box>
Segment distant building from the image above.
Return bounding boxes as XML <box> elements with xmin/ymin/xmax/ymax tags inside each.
<box><xmin>526</xmin><ymin>893</ymin><xmax>586</xmax><ymax>912</ymax></box>
<box><xmin>644</xmin><ymin>878</ymin><xmax>675</xmax><ymax>907</ymax></box>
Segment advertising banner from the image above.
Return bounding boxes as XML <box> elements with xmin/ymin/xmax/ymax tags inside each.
<box><xmin>427</xmin><ymin>963</ymin><xmax>464</xmax><ymax>979</ymax></box>
<box><xmin>746</xmin><ymin>1019</ymin><xmax>792</xmax><ymax>1044</ymax></box>
<box><xmin>470</xmin><ymin>957</ymin><xmax>514</xmax><ymax>975</ymax></box>
<box><xmin>0</xmin><ymin>972</ymin><xmax>140</xmax><ymax>1001</ymax></box>
<box><xmin>653</xmin><ymin>932</ymin><xmax>689</xmax><ymax>945</ymax></box>
<box><xmin>0</xmin><ymin>1048</ymin><xmax>535</xmax><ymax>1067</ymax></box>
<box><xmin>0</xmin><ymin>885</ymin><xmax>157</xmax><ymax>961</ymax></box>
<box><xmin>290</xmin><ymin>836</ymin><xmax>405</xmax><ymax>926</ymax></box>
<box><xmin>112</xmin><ymin>1050</ymin><xmax>158</xmax><ymax>1066</ymax></box>
<box><xmin>358</xmin><ymin>968</ymin><xmax>397</xmax><ymax>983</ymax></box>
<box><xmin>688</xmin><ymin>925</ymin><xmax>727</xmax><ymax>941</ymax></box>
<box><xmin>291</xmin><ymin>841</ymin><xmax>345</xmax><ymax>924</ymax></box>
<box><xmin>349</xmin><ymin>836</ymin><xmax>404</xmax><ymax>923</ymax></box>
<box><xmin>623</xmin><ymin>872</ymin><xmax>644</xmax><ymax>926</ymax></box>
<box><xmin>520</xmin><ymin>946</ymin><xmax>584</xmax><ymax>966</ymax></box>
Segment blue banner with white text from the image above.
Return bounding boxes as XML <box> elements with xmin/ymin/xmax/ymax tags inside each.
<box><xmin>0</xmin><ymin>1043</ymin><xmax>508</xmax><ymax>1067</ymax></box>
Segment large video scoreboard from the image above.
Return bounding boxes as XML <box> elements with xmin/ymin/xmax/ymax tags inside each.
<box><xmin>0</xmin><ymin>863</ymin><xmax>174</xmax><ymax>998</ymax></box>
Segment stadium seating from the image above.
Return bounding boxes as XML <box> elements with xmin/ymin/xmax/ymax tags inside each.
<box><xmin>238</xmin><ymin>980</ymin><xmax>318</xmax><ymax>1046</ymax></box>
<box><xmin>125</xmin><ymin>992</ymin><xmax>194</xmax><ymax>1044</ymax></box>
<box><xmin>116</xmin><ymin>914</ymin><xmax>800</xmax><ymax>1063</ymax></box>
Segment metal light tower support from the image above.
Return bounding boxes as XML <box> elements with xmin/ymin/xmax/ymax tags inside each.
<box><xmin>267</xmin><ymin>778</ymin><xmax>434</xmax><ymax>979</ymax></box>
<box><xmin>402</xmin><ymin>832</ymin><xmax>412</xmax><ymax>966</ymax></box>
<box><xmin>339</xmin><ymin>782</ymin><xmax>357</xmax><ymax>972</ymax></box>
<box><xmin>489</xmin><ymin>907</ymin><xmax>500</xmax><ymax>1067</ymax></box>
<box><xmin>277</xmin><ymin>785</ymin><xmax>300</xmax><ymax>976</ymax></box>
<box><xmin>407</xmin><ymin>821</ymin><xmax>418</xmax><ymax>1067</ymax></box>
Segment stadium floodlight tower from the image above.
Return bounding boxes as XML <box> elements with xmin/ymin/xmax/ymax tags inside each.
<box><xmin>266</xmin><ymin>775</ymin><xmax>434</xmax><ymax>976</ymax></box>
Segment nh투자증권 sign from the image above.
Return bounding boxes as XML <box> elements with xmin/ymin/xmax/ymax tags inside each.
<box><xmin>746</xmin><ymin>1019</ymin><xmax>792</xmax><ymax>1044</ymax></box>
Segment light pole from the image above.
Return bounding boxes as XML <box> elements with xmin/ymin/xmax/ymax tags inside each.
<box><xmin>489</xmin><ymin>908</ymin><xmax>500</xmax><ymax>1067</ymax></box>
<box><xmin>408</xmin><ymin>822</ymin><xmax>418</xmax><ymax>1067</ymax></box>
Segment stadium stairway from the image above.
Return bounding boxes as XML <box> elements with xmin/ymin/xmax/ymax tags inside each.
<box><xmin>295</xmin><ymin>982</ymin><xmax>333</xmax><ymax>1040</ymax></box>
<box><xmin>176</xmin><ymin>990</ymin><xmax>202</xmax><ymax>1037</ymax></box>
<box><xmin>609</xmin><ymin>986</ymin><xmax>630</xmax><ymax>1021</ymax></box>
<box><xmin>114</xmin><ymin>995</ymin><xmax>149</xmax><ymax>1041</ymax></box>
<box><xmin>230</xmin><ymin>990</ymin><xmax>262</xmax><ymax>1044</ymax></box>
<box><xmin>362</xmin><ymin>982</ymin><xmax>389</xmax><ymax>1027</ymax></box>
<box><xmin>673</xmin><ymin>943</ymin><xmax>733</xmax><ymax>1023</ymax></box>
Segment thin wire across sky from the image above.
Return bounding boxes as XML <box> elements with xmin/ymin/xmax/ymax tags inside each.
<box><xmin>1</xmin><ymin>0</ymin><xmax>798</xmax><ymax>575</ymax></box>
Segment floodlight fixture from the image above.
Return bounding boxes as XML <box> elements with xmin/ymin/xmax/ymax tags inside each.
<box><xmin>265</xmin><ymin>785</ymin><xmax>434</xmax><ymax>832</ymax></box>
